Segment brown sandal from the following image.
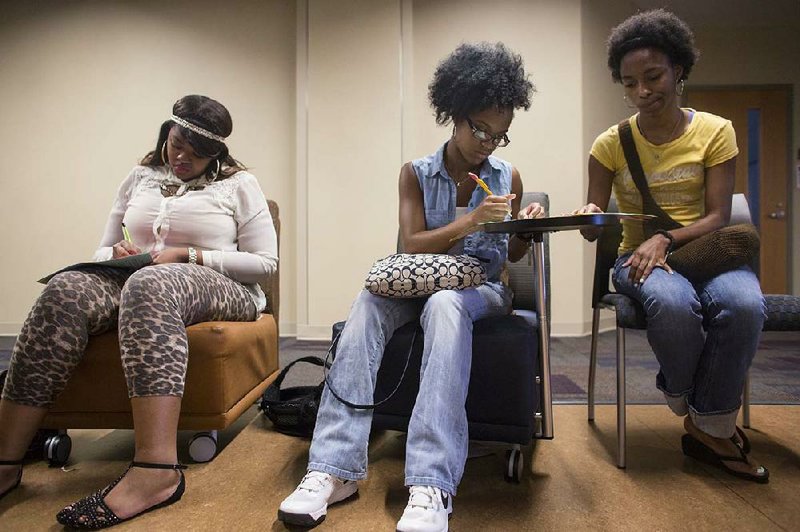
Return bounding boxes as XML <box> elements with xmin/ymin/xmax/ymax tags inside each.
<box><xmin>681</xmin><ymin>434</ymin><xmax>768</xmax><ymax>484</ymax></box>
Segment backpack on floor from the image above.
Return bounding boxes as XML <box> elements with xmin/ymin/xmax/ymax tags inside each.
<box><xmin>259</xmin><ymin>356</ymin><xmax>327</xmax><ymax>438</ymax></box>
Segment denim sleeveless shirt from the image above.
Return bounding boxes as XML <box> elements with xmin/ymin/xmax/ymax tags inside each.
<box><xmin>411</xmin><ymin>142</ymin><xmax>512</xmax><ymax>284</ymax></box>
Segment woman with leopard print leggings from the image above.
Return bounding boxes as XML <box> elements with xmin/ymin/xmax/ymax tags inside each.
<box><xmin>4</xmin><ymin>265</ymin><xmax>256</xmax><ymax>405</ymax></box>
<box><xmin>0</xmin><ymin>95</ymin><xmax>278</xmax><ymax>529</ymax></box>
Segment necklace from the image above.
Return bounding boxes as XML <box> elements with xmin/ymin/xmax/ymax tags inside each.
<box><xmin>159</xmin><ymin>171</ymin><xmax>213</xmax><ymax>198</ymax></box>
<box><xmin>453</xmin><ymin>173</ymin><xmax>470</xmax><ymax>187</ymax></box>
<box><xmin>443</xmin><ymin>156</ymin><xmax>471</xmax><ymax>187</ymax></box>
<box><xmin>160</xmin><ymin>182</ymin><xmax>207</xmax><ymax>198</ymax></box>
<box><xmin>637</xmin><ymin>110</ymin><xmax>684</xmax><ymax>162</ymax></box>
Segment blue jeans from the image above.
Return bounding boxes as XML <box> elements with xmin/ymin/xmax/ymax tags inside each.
<box><xmin>307</xmin><ymin>284</ymin><xmax>512</xmax><ymax>496</ymax></box>
<box><xmin>613</xmin><ymin>256</ymin><xmax>765</xmax><ymax>438</ymax></box>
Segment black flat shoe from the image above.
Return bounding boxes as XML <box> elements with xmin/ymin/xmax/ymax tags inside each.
<box><xmin>0</xmin><ymin>459</ymin><xmax>23</xmax><ymax>500</ymax></box>
<box><xmin>56</xmin><ymin>461</ymin><xmax>187</xmax><ymax>529</ymax></box>
<box><xmin>681</xmin><ymin>434</ymin><xmax>768</xmax><ymax>484</ymax></box>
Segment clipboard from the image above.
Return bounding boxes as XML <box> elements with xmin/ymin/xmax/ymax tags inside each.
<box><xmin>38</xmin><ymin>253</ymin><xmax>153</xmax><ymax>284</ymax></box>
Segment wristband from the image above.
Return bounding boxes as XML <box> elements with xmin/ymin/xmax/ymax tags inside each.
<box><xmin>654</xmin><ymin>230</ymin><xmax>674</xmax><ymax>254</ymax></box>
<box><xmin>187</xmin><ymin>247</ymin><xmax>198</xmax><ymax>264</ymax></box>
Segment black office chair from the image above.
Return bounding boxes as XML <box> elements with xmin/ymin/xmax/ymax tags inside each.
<box><xmin>587</xmin><ymin>193</ymin><xmax>761</xmax><ymax>468</ymax></box>
<box><xmin>332</xmin><ymin>192</ymin><xmax>551</xmax><ymax>482</ymax></box>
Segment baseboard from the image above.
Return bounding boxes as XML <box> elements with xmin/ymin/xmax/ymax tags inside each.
<box><xmin>296</xmin><ymin>324</ymin><xmax>334</xmax><ymax>341</ymax></box>
<box><xmin>0</xmin><ymin>335</ymin><xmax>17</xmax><ymax>350</ymax></box>
<box><xmin>279</xmin><ymin>321</ymin><xmax>296</xmax><ymax>338</ymax></box>
<box><xmin>551</xmin><ymin>316</ymin><xmax>617</xmax><ymax>338</ymax></box>
<box><xmin>0</xmin><ymin>322</ymin><xmax>22</xmax><ymax>337</ymax></box>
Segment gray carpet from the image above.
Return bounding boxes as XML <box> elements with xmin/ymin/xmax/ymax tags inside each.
<box><xmin>1</xmin><ymin>330</ymin><xmax>797</xmax><ymax>404</ymax></box>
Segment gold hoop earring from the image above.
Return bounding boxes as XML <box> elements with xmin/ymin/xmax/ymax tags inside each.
<box><xmin>676</xmin><ymin>79</ymin><xmax>685</xmax><ymax>96</ymax></box>
<box><xmin>161</xmin><ymin>143</ymin><xmax>168</xmax><ymax>165</ymax></box>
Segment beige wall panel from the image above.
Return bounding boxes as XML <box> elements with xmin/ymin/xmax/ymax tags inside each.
<box><xmin>304</xmin><ymin>0</ymin><xmax>402</xmax><ymax>335</ymax></box>
<box><xmin>580</xmin><ymin>0</ymin><xmax>637</xmax><ymax>332</ymax></box>
<box><xmin>410</xmin><ymin>0</ymin><xmax>588</xmax><ymax>334</ymax></box>
<box><xmin>0</xmin><ymin>0</ymin><xmax>296</xmax><ymax>334</ymax></box>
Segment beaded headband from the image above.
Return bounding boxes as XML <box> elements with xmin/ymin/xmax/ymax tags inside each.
<box><xmin>169</xmin><ymin>114</ymin><xmax>227</xmax><ymax>143</ymax></box>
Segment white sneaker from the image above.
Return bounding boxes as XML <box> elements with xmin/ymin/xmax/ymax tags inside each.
<box><xmin>278</xmin><ymin>471</ymin><xmax>358</xmax><ymax>527</ymax></box>
<box><xmin>396</xmin><ymin>485</ymin><xmax>453</xmax><ymax>532</ymax></box>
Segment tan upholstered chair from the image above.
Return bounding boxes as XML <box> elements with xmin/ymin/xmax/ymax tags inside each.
<box><xmin>37</xmin><ymin>200</ymin><xmax>281</xmax><ymax>463</ymax></box>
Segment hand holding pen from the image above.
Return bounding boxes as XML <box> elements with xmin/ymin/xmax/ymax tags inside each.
<box><xmin>112</xmin><ymin>222</ymin><xmax>141</xmax><ymax>258</ymax></box>
<box><xmin>468</xmin><ymin>172</ymin><xmax>515</xmax><ymax>224</ymax></box>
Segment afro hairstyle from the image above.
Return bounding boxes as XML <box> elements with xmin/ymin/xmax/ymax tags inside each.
<box><xmin>607</xmin><ymin>8</ymin><xmax>699</xmax><ymax>83</ymax></box>
<box><xmin>428</xmin><ymin>41</ymin><xmax>534</xmax><ymax>126</ymax></box>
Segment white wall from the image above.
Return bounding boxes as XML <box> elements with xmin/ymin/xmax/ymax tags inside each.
<box><xmin>0</xmin><ymin>0</ymin><xmax>297</xmax><ymax>334</ymax></box>
<box><xmin>580</xmin><ymin>0</ymin><xmax>638</xmax><ymax>330</ymax></box>
<box><xmin>297</xmin><ymin>0</ymin><xmax>403</xmax><ymax>338</ymax></box>
<box><xmin>2</xmin><ymin>0</ymin><xmax>795</xmax><ymax>342</ymax></box>
<box><xmin>293</xmin><ymin>0</ymin><xmax>593</xmax><ymax>337</ymax></box>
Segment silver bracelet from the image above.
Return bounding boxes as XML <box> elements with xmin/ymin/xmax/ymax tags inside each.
<box><xmin>187</xmin><ymin>247</ymin><xmax>198</xmax><ymax>265</ymax></box>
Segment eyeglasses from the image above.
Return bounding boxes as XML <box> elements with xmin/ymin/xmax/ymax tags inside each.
<box><xmin>466</xmin><ymin>117</ymin><xmax>510</xmax><ymax>147</ymax></box>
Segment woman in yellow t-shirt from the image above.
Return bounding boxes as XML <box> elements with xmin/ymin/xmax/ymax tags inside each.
<box><xmin>576</xmin><ymin>9</ymin><xmax>768</xmax><ymax>483</ymax></box>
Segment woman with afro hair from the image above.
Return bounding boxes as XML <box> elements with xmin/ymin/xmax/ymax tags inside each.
<box><xmin>279</xmin><ymin>42</ymin><xmax>542</xmax><ymax>531</ymax></box>
<box><xmin>576</xmin><ymin>9</ymin><xmax>768</xmax><ymax>482</ymax></box>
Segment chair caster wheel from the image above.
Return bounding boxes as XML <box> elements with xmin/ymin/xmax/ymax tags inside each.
<box><xmin>504</xmin><ymin>447</ymin><xmax>523</xmax><ymax>483</ymax></box>
<box><xmin>188</xmin><ymin>431</ymin><xmax>218</xmax><ymax>463</ymax></box>
<box><xmin>44</xmin><ymin>432</ymin><xmax>72</xmax><ymax>467</ymax></box>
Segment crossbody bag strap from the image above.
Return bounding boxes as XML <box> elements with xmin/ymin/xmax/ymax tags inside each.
<box><xmin>323</xmin><ymin>328</ymin><xmax>417</xmax><ymax>410</ymax></box>
<box><xmin>260</xmin><ymin>355</ymin><xmax>329</xmax><ymax>406</ymax></box>
<box><xmin>618</xmin><ymin>119</ymin><xmax>682</xmax><ymax>233</ymax></box>
<box><xmin>271</xmin><ymin>356</ymin><xmax>327</xmax><ymax>391</ymax></box>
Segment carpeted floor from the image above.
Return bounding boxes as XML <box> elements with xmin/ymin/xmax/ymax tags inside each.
<box><xmin>1</xmin><ymin>332</ymin><xmax>798</xmax><ymax>530</ymax></box>
<box><xmin>277</xmin><ymin>330</ymin><xmax>800</xmax><ymax>405</ymax></box>
<box><xmin>3</xmin><ymin>405</ymin><xmax>800</xmax><ymax>531</ymax></box>
<box><xmin>1</xmin><ymin>330</ymin><xmax>798</xmax><ymax>405</ymax></box>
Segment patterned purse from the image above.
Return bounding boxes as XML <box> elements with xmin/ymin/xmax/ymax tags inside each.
<box><xmin>364</xmin><ymin>253</ymin><xmax>487</xmax><ymax>298</ymax></box>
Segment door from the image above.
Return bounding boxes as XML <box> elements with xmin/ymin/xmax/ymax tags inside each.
<box><xmin>686</xmin><ymin>87</ymin><xmax>792</xmax><ymax>293</ymax></box>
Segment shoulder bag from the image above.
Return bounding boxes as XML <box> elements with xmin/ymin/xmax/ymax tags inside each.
<box><xmin>259</xmin><ymin>356</ymin><xmax>328</xmax><ymax>438</ymax></box>
<box><xmin>364</xmin><ymin>253</ymin><xmax>487</xmax><ymax>298</ymax></box>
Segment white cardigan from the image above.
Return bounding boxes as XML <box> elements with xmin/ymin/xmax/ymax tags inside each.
<box><xmin>94</xmin><ymin>165</ymin><xmax>278</xmax><ymax>312</ymax></box>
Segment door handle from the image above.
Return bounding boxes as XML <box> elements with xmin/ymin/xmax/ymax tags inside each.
<box><xmin>768</xmin><ymin>210</ymin><xmax>786</xmax><ymax>220</ymax></box>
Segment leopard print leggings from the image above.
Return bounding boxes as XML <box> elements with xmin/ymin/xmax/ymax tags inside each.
<box><xmin>2</xmin><ymin>264</ymin><xmax>257</xmax><ymax>407</ymax></box>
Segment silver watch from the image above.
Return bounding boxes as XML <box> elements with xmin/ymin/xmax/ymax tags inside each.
<box><xmin>187</xmin><ymin>247</ymin><xmax>198</xmax><ymax>265</ymax></box>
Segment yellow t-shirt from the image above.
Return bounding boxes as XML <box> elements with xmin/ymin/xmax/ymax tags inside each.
<box><xmin>590</xmin><ymin>109</ymin><xmax>738</xmax><ymax>254</ymax></box>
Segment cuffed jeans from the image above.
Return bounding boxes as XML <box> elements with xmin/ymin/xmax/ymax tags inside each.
<box><xmin>613</xmin><ymin>256</ymin><xmax>765</xmax><ymax>438</ymax></box>
<box><xmin>307</xmin><ymin>285</ymin><xmax>512</xmax><ymax>496</ymax></box>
